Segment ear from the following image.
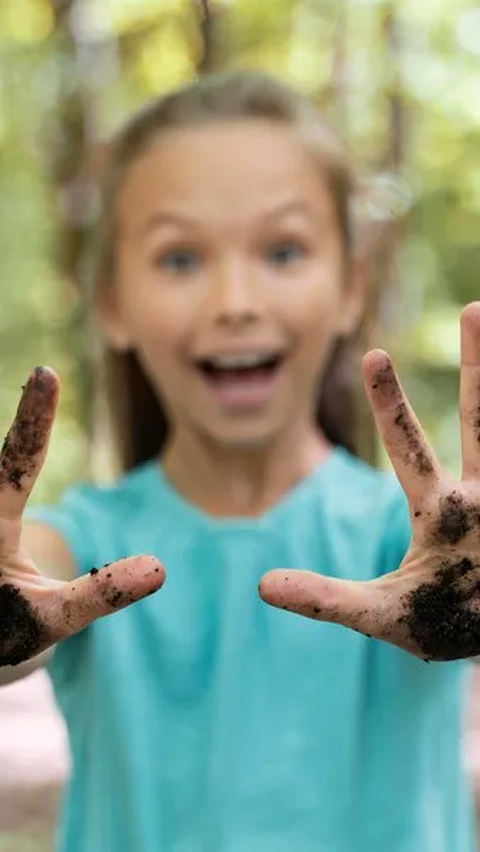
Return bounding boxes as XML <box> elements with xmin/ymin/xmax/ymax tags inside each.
<box><xmin>337</xmin><ymin>252</ymin><xmax>370</xmax><ymax>337</ymax></box>
<box><xmin>96</xmin><ymin>282</ymin><xmax>132</xmax><ymax>352</ymax></box>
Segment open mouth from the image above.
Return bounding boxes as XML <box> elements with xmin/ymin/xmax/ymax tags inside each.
<box><xmin>194</xmin><ymin>351</ymin><xmax>286</xmax><ymax>409</ymax></box>
<box><xmin>197</xmin><ymin>352</ymin><xmax>284</xmax><ymax>381</ymax></box>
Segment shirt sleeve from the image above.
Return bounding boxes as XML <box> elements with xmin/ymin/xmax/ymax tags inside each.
<box><xmin>26</xmin><ymin>485</ymin><xmax>105</xmax><ymax>687</ymax></box>
<box><xmin>26</xmin><ymin>484</ymin><xmax>101</xmax><ymax>578</ymax></box>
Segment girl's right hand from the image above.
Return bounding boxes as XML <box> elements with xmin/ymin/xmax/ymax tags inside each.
<box><xmin>0</xmin><ymin>367</ymin><xmax>165</xmax><ymax>668</ymax></box>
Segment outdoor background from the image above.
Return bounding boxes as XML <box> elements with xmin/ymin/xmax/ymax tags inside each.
<box><xmin>1</xmin><ymin>0</ymin><xmax>480</xmax><ymax>849</ymax></box>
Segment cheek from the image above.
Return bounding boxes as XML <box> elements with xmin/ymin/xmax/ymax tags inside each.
<box><xmin>135</xmin><ymin>312</ymin><xmax>188</xmax><ymax>374</ymax></box>
<box><xmin>117</xmin><ymin>276</ymin><xmax>193</xmax><ymax>356</ymax></box>
<box><xmin>281</xmin><ymin>267</ymin><xmax>344</xmax><ymax>343</ymax></box>
<box><xmin>116</xmin><ymin>294</ymin><xmax>194</xmax><ymax>396</ymax></box>
<box><xmin>132</xmin><ymin>319</ymin><xmax>190</xmax><ymax>406</ymax></box>
<box><xmin>116</xmin><ymin>251</ymin><xmax>195</xmax><ymax>350</ymax></box>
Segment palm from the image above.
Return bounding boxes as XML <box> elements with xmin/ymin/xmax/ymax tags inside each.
<box><xmin>0</xmin><ymin>368</ymin><xmax>164</xmax><ymax>668</ymax></box>
<box><xmin>259</xmin><ymin>302</ymin><xmax>480</xmax><ymax>662</ymax></box>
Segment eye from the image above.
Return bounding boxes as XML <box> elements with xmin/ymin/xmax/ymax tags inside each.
<box><xmin>155</xmin><ymin>248</ymin><xmax>201</xmax><ymax>275</ymax></box>
<box><xmin>265</xmin><ymin>241</ymin><xmax>306</xmax><ymax>268</ymax></box>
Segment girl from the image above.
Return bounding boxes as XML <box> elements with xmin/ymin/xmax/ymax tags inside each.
<box><xmin>0</xmin><ymin>70</ymin><xmax>479</xmax><ymax>852</ymax></box>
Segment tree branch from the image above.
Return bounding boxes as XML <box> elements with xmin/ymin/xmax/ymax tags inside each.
<box><xmin>196</xmin><ymin>0</ymin><xmax>215</xmax><ymax>73</ymax></box>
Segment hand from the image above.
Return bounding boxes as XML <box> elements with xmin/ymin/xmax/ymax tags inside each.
<box><xmin>0</xmin><ymin>368</ymin><xmax>165</xmax><ymax>667</ymax></box>
<box><xmin>259</xmin><ymin>302</ymin><xmax>480</xmax><ymax>662</ymax></box>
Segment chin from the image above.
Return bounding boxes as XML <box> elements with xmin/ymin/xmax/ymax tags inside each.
<box><xmin>203</xmin><ymin>421</ymin><xmax>282</xmax><ymax>450</ymax></box>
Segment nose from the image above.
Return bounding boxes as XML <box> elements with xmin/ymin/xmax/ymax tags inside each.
<box><xmin>206</xmin><ymin>258</ymin><xmax>261</xmax><ymax>327</ymax></box>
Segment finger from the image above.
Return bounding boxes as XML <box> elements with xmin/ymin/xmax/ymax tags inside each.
<box><xmin>0</xmin><ymin>368</ymin><xmax>59</xmax><ymax>518</ymax></box>
<box><xmin>258</xmin><ymin>569</ymin><xmax>382</xmax><ymax>637</ymax></box>
<box><xmin>459</xmin><ymin>302</ymin><xmax>480</xmax><ymax>479</ymax></box>
<box><xmin>362</xmin><ymin>350</ymin><xmax>440</xmax><ymax>504</ymax></box>
<box><xmin>0</xmin><ymin>556</ymin><xmax>165</xmax><ymax>667</ymax></box>
<box><xmin>52</xmin><ymin>555</ymin><xmax>166</xmax><ymax>638</ymax></box>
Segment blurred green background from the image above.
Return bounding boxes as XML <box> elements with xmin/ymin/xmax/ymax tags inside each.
<box><xmin>2</xmin><ymin>0</ymin><xmax>479</xmax><ymax>503</ymax></box>
<box><xmin>0</xmin><ymin>0</ymin><xmax>479</xmax><ymax>847</ymax></box>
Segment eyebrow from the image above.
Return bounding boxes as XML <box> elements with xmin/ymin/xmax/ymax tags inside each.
<box><xmin>263</xmin><ymin>200</ymin><xmax>313</xmax><ymax>223</ymax></box>
<box><xmin>142</xmin><ymin>200</ymin><xmax>314</xmax><ymax>236</ymax></box>
<box><xmin>143</xmin><ymin>211</ymin><xmax>199</xmax><ymax>235</ymax></box>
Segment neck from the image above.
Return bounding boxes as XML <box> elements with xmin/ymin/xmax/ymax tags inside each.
<box><xmin>162</xmin><ymin>421</ymin><xmax>332</xmax><ymax>518</ymax></box>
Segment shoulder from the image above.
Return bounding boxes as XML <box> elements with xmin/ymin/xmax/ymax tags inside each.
<box><xmin>312</xmin><ymin>447</ymin><xmax>408</xmax><ymax>520</ymax></box>
<box><xmin>40</xmin><ymin>459</ymin><xmax>160</xmax><ymax>517</ymax></box>
<box><xmin>304</xmin><ymin>448</ymin><xmax>412</xmax><ymax>577</ymax></box>
<box><xmin>26</xmin><ymin>460</ymin><xmax>163</xmax><ymax>575</ymax></box>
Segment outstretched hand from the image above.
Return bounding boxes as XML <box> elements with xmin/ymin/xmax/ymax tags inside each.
<box><xmin>259</xmin><ymin>302</ymin><xmax>480</xmax><ymax>662</ymax></box>
<box><xmin>0</xmin><ymin>368</ymin><xmax>165</xmax><ymax>667</ymax></box>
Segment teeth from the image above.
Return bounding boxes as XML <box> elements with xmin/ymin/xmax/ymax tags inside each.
<box><xmin>209</xmin><ymin>352</ymin><xmax>276</xmax><ymax>369</ymax></box>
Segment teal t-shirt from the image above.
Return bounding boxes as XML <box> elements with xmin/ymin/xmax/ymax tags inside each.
<box><xmin>29</xmin><ymin>448</ymin><xmax>476</xmax><ymax>852</ymax></box>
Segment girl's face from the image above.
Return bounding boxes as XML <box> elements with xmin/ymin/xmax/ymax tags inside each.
<box><xmin>102</xmin><ymin>120</ymin><xmax>364</xmax><ymax>449</ymax></box>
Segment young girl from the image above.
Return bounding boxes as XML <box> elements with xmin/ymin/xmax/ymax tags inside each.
<box><xmin>0</xmin><ymin>70</ymin><xmax>479</xmax><ymax>852</ymax></box>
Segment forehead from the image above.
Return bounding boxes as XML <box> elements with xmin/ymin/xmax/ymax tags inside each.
<box><xmin>117</xmin><ymin>120</ymin><xmax>336</xmax><ymax>230</ymax></box>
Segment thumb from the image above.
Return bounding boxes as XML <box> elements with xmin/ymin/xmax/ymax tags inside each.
<box><xmin>258</xmin><ymin>569</ymin><xmax>381</xmax><ymax>637</ymax></box>
<box><xmin>53</xmin><ymin>555</ymin><xmax>165</xmax><ymax>639</ymax></box>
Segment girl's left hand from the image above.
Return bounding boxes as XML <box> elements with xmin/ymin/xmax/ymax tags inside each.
<box><xmin>259</xmin><ymin>302</ymin><xmax>480</xmax><ymax>662</ymax></box>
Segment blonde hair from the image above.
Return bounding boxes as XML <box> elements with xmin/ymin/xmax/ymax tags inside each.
<box><xmin>94</xmin><ymin>70</ymin><xmax>363</xmax><ymax>471</ymax></box>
